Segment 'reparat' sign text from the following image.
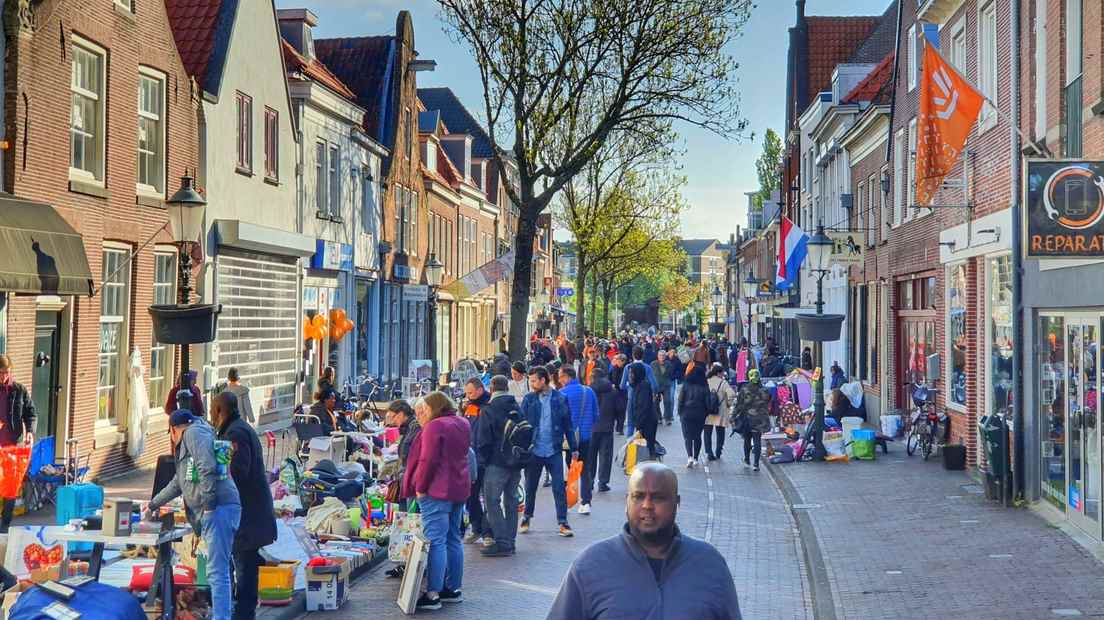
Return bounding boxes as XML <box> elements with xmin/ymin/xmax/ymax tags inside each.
<box><xmin>1025</xmin><ymin>160</ymin><xmax>1104</xmax><ymax>258</ymax></box>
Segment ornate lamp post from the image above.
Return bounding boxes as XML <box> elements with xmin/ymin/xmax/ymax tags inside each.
<box><xmin>711</xmin><ymin>284</ymin><xmax>723</xmax><ymax>326</ymax></box>
<box><xmin>742</xmin><ymin>269</ymin><xmax>760</xmax><ymax>344</ymax></box>
<box><xmin>799</xmin><ymin>223</ymin><xmax>841</xmax><ymax>462</ymax></box>
<box><xmin>425</xmin><ymin>254</ymin><xmax>444</xmax><ymax>387</ymax></box>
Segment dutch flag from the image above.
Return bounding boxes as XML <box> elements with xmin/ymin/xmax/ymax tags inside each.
<box><xmin>775</xmin><ymin>217</ymin><xmax>808</xmax><ymax>291</ymax></box>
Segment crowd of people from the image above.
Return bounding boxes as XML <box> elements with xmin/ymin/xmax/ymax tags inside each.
<box><xmin>383</xmin><ymin>328</ymin><xmax>807</xmax><ymax>615</ymax></box>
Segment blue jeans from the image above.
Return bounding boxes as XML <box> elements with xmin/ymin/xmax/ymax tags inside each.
<box><xmin>420</xmin><ymin>497</ymin><xmax>464</xmax><ymax>594</ymax></box>
<box><xmin>524</xmin><ymin>454</ymin><xmax>568</xmax><ymax>524</ymax></box>
<box><xmin>202</xmin><ymin>503</ymin><xmax>241</xmax><ymax>620</ymax></box>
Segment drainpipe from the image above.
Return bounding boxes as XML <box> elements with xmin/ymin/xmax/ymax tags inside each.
<box><xmin>1009</xmin><ymin>0</ymin><xmax>1024</xmax><ymax>507</ymax></box>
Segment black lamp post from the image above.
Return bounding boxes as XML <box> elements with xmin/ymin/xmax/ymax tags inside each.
<box><xmin>711</xmin><ymin>284</ymin><xmax>722</xmax><ymax>325</ymax></box>
<box><xmin>425</xmin><ymin>254</ymin><xmax>444</xmax><ymax>387</ymax></box>
<box><xmin>159</xmin><ymin>173</ymin><xmax>208</xmax><ymax>373</ymax></box>
<box><xmin>802</xmin><ymin>223</ymin><xmax>836</xmax><ymax>461</ymax></box>
<box><xmin>742</xmin><ymin>269</ymin><xmax>760</xmax><ymax>344</ymax></box>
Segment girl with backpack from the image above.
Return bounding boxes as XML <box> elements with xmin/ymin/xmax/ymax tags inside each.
<box><xmin>704</xmin><ymin>363</ymin><xmax>736</xmax><ymax>461</ymax></box>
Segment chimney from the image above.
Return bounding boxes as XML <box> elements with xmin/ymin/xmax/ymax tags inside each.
<box><xmin>277</xmin><ymin>9</ymin><xmax>318</xmax><ymax>59</ymax></box>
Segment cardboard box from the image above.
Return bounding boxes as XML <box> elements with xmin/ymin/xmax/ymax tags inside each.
<box><xmin>2</xmin><ymin>582</ymin><xmax>32</xmax><ymax>620</ymax></box>
<box><xmin>304</xmin><ymin>559</ymin><xmax>351</xmax><ymax>611</ymax></box>
<box><xmin>102</xmin><ymin>498</ymin><xmax>133</xmax><ymax>536</ymax></box>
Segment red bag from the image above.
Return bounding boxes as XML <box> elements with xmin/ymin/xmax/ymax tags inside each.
<box><xmin>0</xmin><ymin>446</ymin><xmax>31</xmax><ymax>499</ymax></box>
<box><xmin>129</xmin><ymin>564</ymin><xmax>196</xmax><ymax>592</ymax></box>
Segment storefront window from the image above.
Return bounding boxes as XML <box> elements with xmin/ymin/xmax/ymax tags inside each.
<box><xmin>989</xmin><ymin>256</ymin><xmax>1013</xmax><ymax>416</ymax></box>
<box><xmin>356</xmin><ymin>281</ymin><xmax>372</xmax><ymax>378</ymax></box>
<box><xmin>1039</xmin><ymin>315</ymin><xmax>1066</xmax><ymax>512</ymax></box>
<box><xmin>947</xmin><ymin>264</ymin><xmax>968</xmax><ymax>407</ymax></box>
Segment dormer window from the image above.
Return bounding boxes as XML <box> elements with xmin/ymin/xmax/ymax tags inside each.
<box><xmin>425</xmin><ymin>141</ymin><xmax>437</xmax><ymax>172</ymax></box>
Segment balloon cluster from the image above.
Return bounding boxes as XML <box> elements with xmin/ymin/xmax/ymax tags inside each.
<box><xmin>302</xmin><ymin>308</ymin><xmax>356</xmax><ymax>342</ymax></box>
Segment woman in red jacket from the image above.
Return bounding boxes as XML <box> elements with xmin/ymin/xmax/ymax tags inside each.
<box><xmin>402</xmin><ymin>391</ymin><xmax>471</xmax><ymax>611</ymax></box>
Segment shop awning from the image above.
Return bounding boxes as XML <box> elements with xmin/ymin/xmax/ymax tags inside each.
<box><xmin>0</xmin><ymin>196</ymin><xmax>93</xmax><ymax>296</ymax></box>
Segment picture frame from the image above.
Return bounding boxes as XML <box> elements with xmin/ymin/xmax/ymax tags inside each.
<box><xmin>396</xmin><ymin>534</ymin><xmax>429</xmax><ymax>615</ymax></box>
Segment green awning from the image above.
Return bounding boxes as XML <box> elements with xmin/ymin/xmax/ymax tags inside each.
<box><xmin>0</xmin><ymin>196</ymin><xmax>93</xmax><ymax>296</ymax></box>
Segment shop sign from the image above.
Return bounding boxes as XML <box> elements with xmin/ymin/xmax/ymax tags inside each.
<box><xmin>826</xmin><ymin>231</ymin><xmax>864</xmax><ymax>265</ymax></box>
<box><xmin>1025</xmin><ymin>160</ymin><xmax>1104</xmax><ymax>258</ymax></box>
<box><xmin>556</xmin><ymin>287</ymin><xmax>574</xmax><ymax>298</ymax></box>
<box><xmin>393</xmin><ymin>264</ymin><xmax>417</xmax><ymax>282</ymax></box>
<box><xmin>303</xmin><ymin>286</ymin><xmax>319</xmax><ymax>311</ymax></box>
<box><xmin>310</xmin><ymin>240</ymin><xmax>353</xmax><ymax>271</ymax></box>
<box><xmin>403</xmin><ymin>284</ymin><xmax>429</xmax><ymax>302</ymax></box>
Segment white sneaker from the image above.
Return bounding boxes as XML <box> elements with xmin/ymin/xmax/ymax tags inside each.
<box><xmin>686</xmin><ymin>457</ymin><xmax>696</xmax><ymax>469</ymax></box>
<box><xmin>578</xmin><ymin>503</ymin><xmax>591</xmax><ymax>515</ymax></box>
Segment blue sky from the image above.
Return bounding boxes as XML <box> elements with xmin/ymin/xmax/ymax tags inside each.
<box><xmin>276</xmin><ymin>0</ymin><xmax>892</xmax><ymax>239</ymax></box>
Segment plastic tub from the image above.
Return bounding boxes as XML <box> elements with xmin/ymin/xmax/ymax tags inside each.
<box><xmin>258</xmin><ymin>560</ymin><xmax>300</xmax><ymax>593</ymax></box>
<box><xmin>853</xmin><ymin>429</ymin><xmax>876</xmax><ymax>441</ymax></box>
<box><xmin>841</xmin><ymin>417</ymin><xmax>864</xmax><ymax>441</ymax></box>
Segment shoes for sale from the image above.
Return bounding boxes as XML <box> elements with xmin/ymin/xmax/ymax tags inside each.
<box><xmin>578</xmin><ymin>503</ymin><xmax>591</xmax><ymax>515</ymax></box>
<box><xmin>520</xmin><ymin>517</ymin><xmax>531</xmax><ymax>534</ymax></box>
<box><xmin>558</xmin><ymin>524</ymin><xmax>575</xmax><ymax>537</ymax></box>
<box><xmin>481</xmin><ymin>544</ymin><xmax>515</xmax><ymax>557</ymax></box>
<box><xmin>416</xmin><ymin>594</ymin><xmax>442</xmax><ymax>610</ymax></box>
<box><xmin>598</xmin><ymin>484</ymin><xmax>611</xmax><ymax>493</ymax></box>
<box><xmin>438</xmin><ymin>589</ymin><xmax>463</xmax><ymax>604</ymax></box>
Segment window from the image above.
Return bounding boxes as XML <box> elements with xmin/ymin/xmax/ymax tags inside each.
<box><xmin>98</xmin><ymin>248</ymin><xmax>130</xmax><ymax>423</ymax></box>
<box><xmin>404</xmin><ymin>107</ymin><xmax>413</xmax><ymax>160</ymax></box>
<box><xmin>137</xmin><ymin>70</ymin><xmax>165</xmax><ymax>193</ymax></box>
<box><xmin>446</xmin><ymin>219</ymin><xmax>453</xmax><ymax>273</ymax></box>
<box><xmin>149</xmin><ymin>252</ymin><xmax>176</xmax><ymax>407</ymax></box>
<box><xmin>1064</xmin><ymin>0</ymin><xmax>1083</xmax><ymax>156</ymax></box>
<box><xmin>236</xmin><ymin>92</ymin><xmax>253</xmax><ymax>173</ymax></box>
<box><xmin>1066</xmin><ymin>0</ymin><xmax>1082</xmax><ymax>83</ymax></box>
<box><xmin>988</xmin><ymin>256</ymin><xmax>1013</xmax><ymax>417</ymax></box>
<box><xmin>868</xmin><ymin>285</ymin><xmax>879</xmax><ymax>382</ymax></box>
<box><xmin>908</xmin><ymin>118</ymin><xmax>917</xmax><ymax>218</ymax></box>
<box><xmin>408</xmin><ymin>190</ymin><xmax>418</xmax><ymax>256</ymax></box>
<box><xmin>70</xmin><ymin>40</ymin><xmax>105</xmax><ymax>182</ymax></box>
<box><xmin>866</xmin><ymin>175</ymin><xmax>877</xmax><ymax>247</ymax></box>
<box><xmin>264</xmin><ymin>107</ymin><xmax>279</xmax><ymax>181</ymax></box>
<box><xmin>856</xmin><ymin>181</ymin><xmax>865</xmax><ymax>243</ymax></box>
<box><xmin>425</xmin><ymin>141</ymin><xmax>437</xmax><ymax>171</ymax></box>
<box><xmin>978</xmin><ymin>1</ymin><xmax>998</xmax><ymax>126</ymax></box>
<box><xmin>315</xmin><ymin>142</ymin><xmax>327</xmax><ymax>216</ymax></box>
<box><xmin>894</xmin><ymin>128</ymin><xmax>906</xmax><ymax>226</ymax></box>
<box><xmin>328</xmin><ymin>144</ymin><xmax>340</xmax><ymax>217</ymax></box>
<box><xmin>114</xmin><ymin>0</ymin><xmax>131</xmax><ymax>11</ymax></box>
<box><xmin>1038</xmin><ymin>314</ymin><xmax>1066</xmax><ymax>511</ymax></box>
<box><xmin>947</xmin><ymin>263</ymin><xmax>968</xmax><ymax>408</ymax></box>
<box><xmin>949</xmin><ymin>18</ymin><xmax>967</xmax><ymax>73</ymax></box>
<box><xmin>0</xmin><ymin>293</ymin><xmax>6</xmax><ymax>353</ymax></box>
<box><xmin>907</xmin><ymin>24</ymin><xmax>917</xmax><ymax>91</ymax></box>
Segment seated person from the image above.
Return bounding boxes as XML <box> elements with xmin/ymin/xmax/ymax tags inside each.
<box><xmin>310</xmin><ymin>388</ymin><xmax>356</xmax><ymax>435</ymax></box>
<box><xmin>830</xmin><ymin>388</ymin><xmax>867</xmax><ymax>423</ymax></box>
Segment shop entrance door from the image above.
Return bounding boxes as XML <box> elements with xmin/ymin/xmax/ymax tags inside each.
<box><xmin>896</xmin><ymin>316</ymin><xmax>935</xmax><ymax>411</ymax></box>
<box><xmin>1065</xmin><ymin>315</ymin><xmax>1101</xmax><ymax>538</ymax></box>
<box><xmin>31</xmin><ymin>311</ymin><xmax>61</xmax><ymax>440</ymax></box>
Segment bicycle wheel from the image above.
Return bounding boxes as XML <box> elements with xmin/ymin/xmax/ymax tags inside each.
<box><xmin>906</xmin><ymin>428</ymin><xmax>919</xmax><ymax>456</ymax></box>
<box><xmin>921</xmin><ymin>429</ymin><xmax>933</xmax><ymax>461</ymax></box>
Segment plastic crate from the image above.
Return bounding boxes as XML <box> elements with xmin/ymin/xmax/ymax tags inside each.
<box><xmin>852</xmin><ymin>429</ymin><xmax>876</xmax><ymax>441</ymax></box>
<box><xmin>259</xmin><ymin>587</ymin><xmax>294</xmax><ymax>605</ymax></box>
<box><xmin>258</xmin><ymin>560</ymin><xmax>299</xmax><ymax>592</ymax></box>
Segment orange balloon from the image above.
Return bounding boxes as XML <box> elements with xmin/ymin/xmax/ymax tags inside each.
<box><xmin>311</xmin><ymin>314</ymin><xmax>326</xmax><ymax>328</ymax></box>
<box><xmin>310</xmin><ymin>325</ymin><xmax>324</xmax><ymax>341</ymax></box>
<box><xmin>331</xmin><ymin>308</ymin><xmax>347</xmax><ymax>324</ymax></box>
<box><xmin>342</xmin><ymin>318</ymin><xmax>354</xmax><ymax>332</ymax></box>
<box><xmin>331</xmin><ymin>325</ymin><xmax>345</xmax><ymax>341</ymax></box>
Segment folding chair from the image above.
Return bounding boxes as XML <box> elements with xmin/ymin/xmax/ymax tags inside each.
<box><xmin>23</xmin><ymin>437</ymin><xmax>63</xmax><ymax>512</ymax></box>
<box><xmin>291</xmin><ymin>413</ymin><xmax>325</xmax><ymax>465</ymax></box>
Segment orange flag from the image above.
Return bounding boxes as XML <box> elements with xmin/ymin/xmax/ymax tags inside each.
<box><xmin>915</xmin><ymin>38</ymin><xmax>985</xmax><ymax>207</ymax></box>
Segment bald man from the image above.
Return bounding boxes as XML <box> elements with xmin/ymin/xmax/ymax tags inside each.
<box><xmin>547</xmin><ymin>463</ymin><xmax>741</xmax><ymax>619</ymax></box>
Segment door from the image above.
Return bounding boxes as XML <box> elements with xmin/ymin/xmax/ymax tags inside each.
<box><xmin>1065</xmin><ymin>315</ymin><xmax>1101</xmax><ymax>537</ymax></box>
<box><xmin>897</xmin><ymin>316</ymin><xmax>936</xmax><ymax>409</ymax></box>
<box><xmin>31</xmin><ymin>311</ymin><xmax>61</xmax><ymax>440</ymax></box>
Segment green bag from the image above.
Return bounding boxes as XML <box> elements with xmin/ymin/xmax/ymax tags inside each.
<box><xmin>851</xmin><ymin>438</ymin><xmax>876</xmax><ymax>461</ymax></box>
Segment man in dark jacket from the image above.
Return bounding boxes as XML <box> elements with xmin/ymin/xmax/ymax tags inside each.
<box><xmin>0</xmin><ymin>355</ymin><xmax>34</xmax><ymax>532</ymax></box>
<box><xmin>462</xmin><ymin>379</ymin><xmax>492</xmax><ymax>545</ymax></box>
<box><xmin>651</xmin><ymin>351</ymin><xmax>674</xmax><ymax>426</ymax></box>
<box><xmin>520</xmin><ymin>367</ymin><xmax>577</xmax><ymax>538</ymax></box>
<box><xmin>211</xmin><ymin>392</ymin><xmax>276</xmax><ymax>620</ymax></box>
<box><xmin>476</xmin><ymin>376</ymin><xmax>524</xmax><ymax>557</ymax></box>
<box><xmin>608</xmin><ymin>355</ymin><xmax>628</xmax><ymax>434</ymax></box>
<box><xmin>588</xmin><ymin>369</ymin><xmax>618</xmax><ymax>493</ymax></box>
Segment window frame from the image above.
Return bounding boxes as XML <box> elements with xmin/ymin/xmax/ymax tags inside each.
<box><xmin>149</xmin><ymin>250</ymin><xmax>177</xmax><ymax>410</ymax></box>
<box><xmin>977</xmin><ymin>0</ymin><xmax>999</xmax><ymax>131</ymax></box>
<box><xmin>69</xmin><ymin>37</ymin><xmax>107</xmax><ymax>184</ymax></box>
<box><xmin>893</xmin><ymin>128</ymin><xmax>906</xmax><ymax>227</ymax></box>
<box><xmin>136</xmin><ymin>67</ymin><xmax>167</xmax><ymax>196</ymax></box>
<box><xmin>235</xmin><ymin>92</ymin><xmax>254</xmax><ymax>174</ymax></box>
<box><xmin>949</xmin><ymin>17</ymin><xmax>967</xmax><ymax>73</ymax></box>
<box><xmin>315</xmin><ymin>141</ymin><xmax>328</xmax><ymax>217</ymax></box>
<box><xmin>328</xmin><ymin>143</ymin><xmax>340</xmax><ymax>218</ymax></box>
<box><xmin>1065</xmin><ymin>0</ymin><xmax>1082</xmax><ymax>85</ymax></box>
<box><xmin>907</xmin><ymin>24</ymin><xmax>918</xmax><ymax>91</ymax></box>
<box><xmin>880</xmin><ymin>165</ymin><xmax>891</xmax><ymax>241</ymax></box>
<box><xmin>113</xmin><ymin>0</ymin><xmax>132</xmax><ymax>12</ymax></box>
<box><xmin>263</xmin><ymin>107</ymin><xmax>279</xmax><ymax>182</ymax></box>
<box><xmin>946</xmin><ymin>262</ymin><xmax>968</xmax><ymax>411</ymax></box>
<box><xmin>97</xmin><ymin>245</ymin><xmax>131</xmax><ymax>425</ymax></box>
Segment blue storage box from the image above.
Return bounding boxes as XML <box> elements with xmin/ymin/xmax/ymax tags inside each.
<box><xmin>852</xmin><ymin>429</ymin><xmax>876</xmax><ymax>441</ymax></box>
<box><xmin>56</xmin><ymin>483</ymin><xmax>103</xmax><ymax>553</ymax></box>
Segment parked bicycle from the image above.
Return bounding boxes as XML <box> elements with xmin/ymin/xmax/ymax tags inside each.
<box><xmin>903</xmin><ymin>381</ymin><xmax>946</xmax><ymax>460</ymax></box>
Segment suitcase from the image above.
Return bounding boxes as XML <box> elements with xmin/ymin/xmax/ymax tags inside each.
<box><xmin>56</xmin><ymin>483</ymin><xmax>104</xmax><ymax>554</ymax></box>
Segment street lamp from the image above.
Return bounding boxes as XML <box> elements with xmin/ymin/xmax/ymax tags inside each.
<box><xmin>742</xmin><ymin>269</ymin><xmax>760</xmax><ymax>344</ymax></box>
<box><xmin>800</xmin><ymin>222</ymin><xmax>841</xmax><ymax>462</ymax></box>
<box><xmin>711</xmin><ymin>284</ymin><xmax>722</xmax><ymax>325</ymax></box>
<box><xmin>157</xmin><ymin>172</ymin><xmax>209</xmax><ymax>373</ymax></box>
<box><xmin>425</xmin><ymin>253</ymin><xmax>444</xmax><ymax>387</ymax></box>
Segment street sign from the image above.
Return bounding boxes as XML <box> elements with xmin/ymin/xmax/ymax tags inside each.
<box><xmin>403</xmin><ymin>284</ymin><xmax>428</xmax><ymax>302</ymax></box>
<box><xmin>827</xmin><ymin>231</ymin><xmax>864</xmax><ymax>265</ymax></box>
<box><xmin>555</xmin><ymin>287</ymin><xmax>574</xmax><ymax>297</ymax></box>
<box><xmin>1024</xmin><ymin>160</ymin><xmax>1104</xmax><ymax>258</ymax></box>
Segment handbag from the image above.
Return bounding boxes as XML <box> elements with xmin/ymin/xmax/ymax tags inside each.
<box><xmin>384</xmin><ymin>479</ymin><xmax>402</xmax><ymax>504</ymax></box>
<box><xmin>731</xmin><ymin>413</ymin><xmax>752</xmax><ymax>436</ymax></box>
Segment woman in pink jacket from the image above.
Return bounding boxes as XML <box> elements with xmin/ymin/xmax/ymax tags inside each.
<box><xmin>402</xmin><ymin>391</ymin><xmax>471</xmax><ymax>611</ymax></box>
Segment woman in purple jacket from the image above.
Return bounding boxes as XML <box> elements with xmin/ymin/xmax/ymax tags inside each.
<box><xmin>405</xmin><ymin>391</ymin><xmax>472</xmax><ymax>611</ymax></box>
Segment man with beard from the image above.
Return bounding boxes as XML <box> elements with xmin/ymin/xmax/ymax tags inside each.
<box><xmin>547</xmin><ymin>463</ymin><xmax>741</xmax><ymax>619</ymax></box>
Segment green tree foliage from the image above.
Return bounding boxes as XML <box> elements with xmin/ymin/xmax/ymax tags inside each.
<box><xmin>753</xmin><ymin>128</ymin><xmax>782</xmax><ymax>209</ymax></box>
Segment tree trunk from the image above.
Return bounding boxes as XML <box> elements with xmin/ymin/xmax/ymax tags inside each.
<box><xmin>508</xmin><ymin>210</ymin><xmax>540</xmax><ymax>361</ymax></box>
<box><xmin>601</xmin><ymin>277</ymin><xmax>613</xmax><ymax>334</ymax></box>
<box><xmin>575</xmin><ymin>254</ymin><xmax>589</xmax><ymax>341</ymax></box>
<box><xmin>589</xmin><ymin>273</ymin><xmax>599</xmax><ymax>334</ymax></box>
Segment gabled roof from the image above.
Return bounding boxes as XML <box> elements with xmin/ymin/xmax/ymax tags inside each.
<box><xmin>843</xmin><ymin>52</ymin><xmax>894</xmax><ymax>105</ymax></box>
<box><xmin>315</xmin><ymin>36</ymin><xmax>396</xmax><ymax>142</ymax></box>
<box><xmin>165</xmin><ymin>0</ymin><xmax>238</xmax><ymax>97</ymax></box>
<box><xmin>678</xmin><ymin>239</ymin><xmax>719</xmax><ymax>256</ymax></box>
<box><xmin>847</xmin><ymin>1</ymin><xmax>899</xmax><ymax>64</ymax></box>
<box><xmin>281</xmin><ymin>39</ymin><xmax>356</xmax><ymax>100</ymax></box>
<box><xmin>417</xmin><ymin>87</ymin><xmax>494</xmax><ymax>158</ymax></box>
<box><xmin>805</xmin><ymin>16</ymin><xmax>880</xmax><ymax>96</ymax></box>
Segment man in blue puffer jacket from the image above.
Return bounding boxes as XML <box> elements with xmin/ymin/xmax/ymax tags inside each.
<box><xmin>558</xmin><ymin>366</ymin><xmax>598</xmax><ymax>515</ymax></box>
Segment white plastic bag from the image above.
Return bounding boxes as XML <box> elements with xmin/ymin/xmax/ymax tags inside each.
<box><xmin>127</xmin><ymin>349</ymin><xmax>149</xmax><ymax>459</ymax></box>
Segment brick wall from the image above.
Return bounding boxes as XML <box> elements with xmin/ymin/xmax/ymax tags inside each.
<box><xmin>3</xmin><ymin>0</ymin><xmax>199</xmax><ymax>479</ymax></box>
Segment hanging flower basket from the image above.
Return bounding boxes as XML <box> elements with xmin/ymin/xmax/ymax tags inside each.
<box><xmin>796</xmin><ymin>313</ymin><xmax>845</xmax><ymax>343</ymax></box>
<box><xmin>149</xmin><ymin>304</ymin><xmax>222</xmax><ymax>345</ymax></box>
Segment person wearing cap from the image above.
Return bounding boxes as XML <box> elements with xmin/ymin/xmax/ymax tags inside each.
<box><xmin>732</xmin><ymin>368</ymin><xmax>772</xmax><ymax>472</ymax></box>
<box><xmin>147</xmin><ymin>409</ymin><xmax>241</xmax><ymax>619</ymax></box>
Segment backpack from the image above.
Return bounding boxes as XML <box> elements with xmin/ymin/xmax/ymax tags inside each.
<box><xmin>705</xmin><ymin>384</ymin><xmax>721</xmax><ymax>417</ymax></box>
<box><xmin>501</xmin><ymin>407</ymin><xmax>534</xmax><ymax>469</ymax></box>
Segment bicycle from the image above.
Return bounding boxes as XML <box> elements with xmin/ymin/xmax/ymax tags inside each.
<box><xmin>903</xmin><ymin>381</ymin><xmax>946</xmax><ymax>460</ymax></box>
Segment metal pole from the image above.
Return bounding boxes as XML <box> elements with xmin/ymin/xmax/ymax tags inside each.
<box><xmin>812</xmin><ymin>271</ymin><xmax>826</xmax><ymax>461</ymax></box>
<box><xmin>427</xmin><ymin>288</ymin><xmax>438</xmax><ymax>389</ymax></box>
<box><xmin>1008</xmin><ymin>0</ymin><xmax>1024</xmax><ymax>507</ymax></box>
<box><xmin>178</xmin><ymin>245</ymin><xmax>193</xmax><ymax>374</ymax></box>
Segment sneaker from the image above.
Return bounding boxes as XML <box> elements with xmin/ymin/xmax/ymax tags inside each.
<box><xmin>686</xmin><ymin>458</ymin><xmax>696</xmax><ymax>469</ymax></box>
<box><xmin>463</xmin><ymin>531</ymin><xmax>481</xmax><ymax>544</ymax></box>
<box><xmin>706</xmin><ymin>454</ymin><xmax>717</xmax><ymax>462</ymax></box>
<box><xmin>438</xmin><ymin>589</ymin><xmax>463</xmax><ymax>604</ymax></box>
<box><xmin>416</xmin><ymin>594</ymin><xmax>442</xmax><ymax>610</ymax></box>
<box><xmin>480</xmin><ymin>544</ymin><xmax>514</xmax><ymax>557</ymax></box>
<box><xmin>598</xmin><ymin>484</ymin><xmax>611</xmax><ymax>492</ymax></box>
<box><xmin>753</xmin><ymin>465</ymin><xmax>760</xmax><ymax>472</ymax></box>
<box><xmin>558</xmin><ymin>524</ymin><xmax>574</xmax><ymax>537</ymax></box>
<box><xmin>482</xmin><ymin>536</ymin><xmax>496</xmax><ymax>547</ymax></box>
<box><xmin>520</xmin><ymin>518</ymin><xmax>531</xmax><ymax>534</ymax></box>
<box><xmin>578</xmin><ymin>503</ymin><xmax>591</xmax><ymax>515</ymax></box>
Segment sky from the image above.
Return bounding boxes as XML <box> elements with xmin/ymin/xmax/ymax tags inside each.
<box><xmin>275</xmin><ymin>0</ymin><xmax>893</xmax><ymax>240</ymax></box>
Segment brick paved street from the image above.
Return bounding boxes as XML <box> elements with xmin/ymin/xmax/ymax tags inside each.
<box><xmin>299</xmin><ymin>420</ymin><xmax>811</xmax><ymax>619</ymax></box>
<box><xmin>772</xmin><ymin>452</ymin><xmax>1104</xmax><ymax>620</ymax></box>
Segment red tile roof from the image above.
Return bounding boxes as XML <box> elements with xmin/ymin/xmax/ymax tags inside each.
<box><xmin>843</xmin><ymin>52</ymin><xmax>894</xmax><ymax>105</ymax></box>
<box><xmin>164</xmin><ymin>0</ymin><xmax>223</xmax><ymax>89</ymax></box>
<box><xmin>314</xmin><ymin>37</ymin><xmax>395</xmax><ymax>141</ymax></box>
<box><xmin>281</xmin><ymin>39</ymin><xmax>356</xmax><ymax>100</ymax></box>
<box><xmin>806</xmin><ymin>16</ymin><xmax>880</xmax><ymax>95</ymax></box>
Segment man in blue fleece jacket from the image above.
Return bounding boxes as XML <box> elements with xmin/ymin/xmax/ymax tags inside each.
<box><xmin>558</xmin><ymin>365</ymin><xmax>598</xmax><ymax>515</ymax></box>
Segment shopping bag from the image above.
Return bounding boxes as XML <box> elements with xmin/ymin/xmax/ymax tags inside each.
<box><xmin>4</xmin><ymin>526</ymin><xmax>67</xmax><ymax>579</ymax></box>
<box><xmin>0</xmin><ymin>446</ymin><xmax>31</xmax><ymax>499</ymax></box>
<box><xmin>565</xmin><ymin>460</ymin><xmax>582</xmax><ymax>508</ymax></box>
<box><xmin>388</xmin><ymin>511</ymin><xmax>423</xmax><ymax>563</ymax></box>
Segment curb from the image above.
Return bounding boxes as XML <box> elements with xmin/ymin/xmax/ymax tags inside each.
<box><xmin>765</xmin><ymin>462</ymin><xmax>837</xmax><ymax>620</ymax></box>
<box><xmin>257</xmin><ymin>551</ymin><xmax>389</xmax><ymax>620</ymax></box>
